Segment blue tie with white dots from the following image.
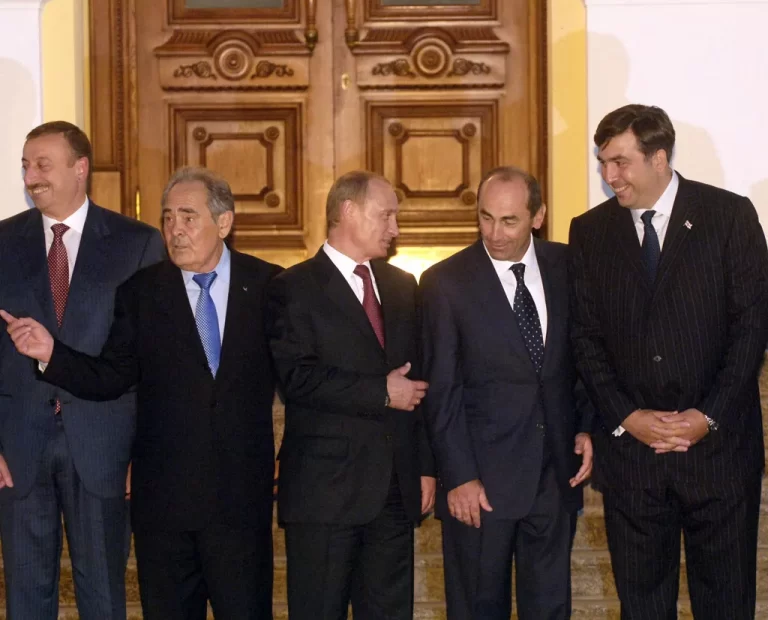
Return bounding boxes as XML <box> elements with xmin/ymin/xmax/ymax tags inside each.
<box><xmin>510</xmin><ymin>263</ymin><xmax>544</xmax><ymax>374</ymax></box>
<box><xmin>192</xmin><ymin>271</ymin><xmax>221</xmax><ymax>377</ymax></box>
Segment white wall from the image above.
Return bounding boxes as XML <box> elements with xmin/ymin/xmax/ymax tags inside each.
<box><xmin>586</xmin><ymin>0</ymin><xmax>768</xmax><ymax>236</ymax></box>
<box><xmin>0</xmin><ymin>0</ymin><xmax>50</xmax><ymax>219</ymax></box>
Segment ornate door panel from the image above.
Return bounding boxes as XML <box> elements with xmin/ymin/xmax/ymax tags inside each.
<box><xmin>88</xmin><ymin>0</ymin><xmax>544</xmax><ymax>266</ymax></box>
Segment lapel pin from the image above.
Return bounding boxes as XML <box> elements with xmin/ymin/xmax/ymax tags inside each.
<box><xmin>684</xmin><ymin>220</ymin><xmax>692</xmax><ymax>230</ymax></box>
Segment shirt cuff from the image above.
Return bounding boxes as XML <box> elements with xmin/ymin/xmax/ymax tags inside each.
<box><xmin>612</xmin><ymin>425</ymin><xmax>625</xmax><ymax>437</ymax></box>
<box><xmin>38</xmin><ymin>361</ymin><xmax>48</xmax><ymax>373</ymax></box>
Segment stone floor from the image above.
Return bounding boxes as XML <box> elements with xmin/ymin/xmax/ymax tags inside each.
<box><xmin>2</xmin><ymin>362</ymin><xmax>768</xmax><ymax>618</ymax></box>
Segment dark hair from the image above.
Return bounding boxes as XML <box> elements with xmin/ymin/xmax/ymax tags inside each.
<box><xmin>26</xmin><ymin>121</ymin><xmax>93</xmax><ymax>193</ymax></box>
<box><xmin>477</xmin><ymin>166</ymin><xmax>543</xmax><ymax>217</ymax></box>
<box><xmin>161</xmin><ymin>166</ymin><xmax>235</xmax><ymax>220</ymax></box>
<box><xmin>326</xmin><ymin>170</ymin><xmax>391</xmax><ymax>229</ymax></box>
<box><xmin>594</xmin><ymin>104</ymin><xmax>676</xmax><ymax>162</ymax></box>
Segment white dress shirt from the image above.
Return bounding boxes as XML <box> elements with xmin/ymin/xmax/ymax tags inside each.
<box><xmin>483</xmin><ymin>237</ymin><xmax>548</xmax><ymax>343</ymax></box>
<box><xmin>629</xmin><ymin>171</ymin><xmax>679</xmax><ymax>250</ymax></box>
<box><xmin>180</xmin><ymin>244</ymin><xmax>231</xmax><ymax>345</ymax></box>
<box><xmin>42</xmin><ymin>197</ymin><xmax>89</xmax><ymax>281</ymax></box>
<box><xmin>323</xmin><ymin>240</ymin><xmax>381</xmax><ymax>303</ymax></box>
<box><xmin>614</xmin><ymin>170</ymin><xmax>679</xmax><ymax>437</ymax></box>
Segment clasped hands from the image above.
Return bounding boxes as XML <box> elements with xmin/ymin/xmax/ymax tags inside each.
<box><xmin>622</xmin><ymin>408</ymin><xmax>710</xmax><ymax>454</ymax></box>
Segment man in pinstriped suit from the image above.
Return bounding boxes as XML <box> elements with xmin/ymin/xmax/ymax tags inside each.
<box><xmin>570</xmin><ymin>104</ymin><xmax>768</xmax><ymax>619</ymax></box>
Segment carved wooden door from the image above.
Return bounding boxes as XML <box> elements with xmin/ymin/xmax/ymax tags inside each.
<box><xmin>98</xmin><ymin>0</ymin><xmax>545</xmax><ymax>267</ymax></box>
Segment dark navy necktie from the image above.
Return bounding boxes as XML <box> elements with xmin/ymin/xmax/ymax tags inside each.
<box><xmin>193</xmin><ymin>271</ymin><xmax>221</xmax><ymax>377</ymax></box>
<box><xmin>510</xmin><ymin>263</ymin><xmax>544</xmax><ymax>373</ymax></box>
<box><xmin>641</xmin><ymin>210</ymin><xmax>660</xmax><ymax>282</ymax></box>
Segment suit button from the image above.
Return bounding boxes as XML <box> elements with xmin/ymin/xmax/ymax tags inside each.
<box><xmin>210</xmin><ymin>399</ymin><xmax>217</xmax><ymax>408</ymax></box>
<box><xmin>48</xmin><ymin>398</ymin><xmax>56</xmax><ymax>407</ymax></box>
<box><xmin>653</xmin><ymin>355</ymin><xmax>662</xmax><ymax>363</ymax></box>
<box><xmin>385</xmin><ymin>434</ymin><xmax>393</xmax><ymax>441</ymax></box>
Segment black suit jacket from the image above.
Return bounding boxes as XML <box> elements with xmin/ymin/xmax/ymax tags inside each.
<box><xmin>0</xmin><ymin>202</ymin><xmax>164</xmax><ymax>499</ymax></box>
<box><xmin>42</xmin><ymin>249</ymin><xmax>283</xmax><ymax>531</ymax></box>
<box><xmin>569</xmin><ymin>174</ymin><xmax>768</xmax><ymax>490</ymax></box>
<box><xmin>420</xmin><ymin>239</ymin><xmax>591</xmax><ymax>520</ymax></box>
<box><xmin>268</xmin><ymin>248</ymin><xmax>435</xmax><ymax>526</ymax></box>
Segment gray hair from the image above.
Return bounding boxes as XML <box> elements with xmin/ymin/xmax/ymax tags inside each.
<box><xmin>477</xmin><ymin>166</ymin><xmax>543</xmax><ymax>217</ymax></box>
<box><xmin>161</xmin><ymin>166</ymin><xmax>235</xmax><ymax>219</ymax></box>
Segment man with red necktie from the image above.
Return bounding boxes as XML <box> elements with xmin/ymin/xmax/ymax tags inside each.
<box><xmin>268</xmin><ymin>170</ymin><xmax>436</xmax><ymax>620</ymax></box>
<box><xmin>0</xmin><ymin>121</ymin><xmax>164</xmax><ymax>619</ymax></box>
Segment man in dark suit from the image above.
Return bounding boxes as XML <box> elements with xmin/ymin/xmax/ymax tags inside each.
<box><xmin>0</xmin><ymin>121</ymin><xmax>164</xmax><ymax>619</ymax></box>
<box><xmin>420</xmin><ymin>167</ymin><xmax>594</xmax><ymax>620</ymax></box>
<box><xmin>2</xmin><ymin>166</ymin><xmax>282</xmax><ymax>620</ymax></box>
<box><xmin>268</xmin><ymin>170</ymin><xmax>436</xmax><ymax>620</ymax></box>
<box><xmin>569</xmin><ymin>104</ymin><xmax>768</xmax><ymax>619</ymax></box>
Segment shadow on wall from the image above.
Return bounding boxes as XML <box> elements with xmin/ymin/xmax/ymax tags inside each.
<box><xmin>587</xmin><ymin>34</ymin><xmax>725</xmax><ymax>202</ymax></box>
<box><xmin>0</xmin><ymin>58</ymin><xmax>36</xmax><ymax>213</ymax></box>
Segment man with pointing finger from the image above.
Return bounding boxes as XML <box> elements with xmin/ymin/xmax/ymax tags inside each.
<box><xmin>420</xmin><ymin>167</ymin><xmax>594</xmax><ymax>620</ymax></box>
<box><xmin>268</xmin><ymin>170</ymin><xmax>436</xmax><ymax>620</ymax></box>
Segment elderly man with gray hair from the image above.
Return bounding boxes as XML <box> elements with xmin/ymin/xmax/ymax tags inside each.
<box><xmin>1</xmin><ymin>166</ymin><xmax>283</xmax><ymax>620</ymax></box>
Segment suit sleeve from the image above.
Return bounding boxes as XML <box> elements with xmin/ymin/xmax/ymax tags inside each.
<box><xmin>267</xmin><ymin>275</ymin><xmax>389</xmax><ymax>418</ymax></box>
<box><xmin>410</xmin><ymin>275</ymin><xmax>436</xmax><ymax>478</ymax></box>
<box><xmin>696</xmin><ymin>197</ymin><xmax>768</xmax><ymax>426</ymax></box>
<box><xmin>419</xmin><ymin>270</ymin><xmax>478</xmax><ymax>491</ymax></box>
<box><xmin>569</xmin><ymin>217</ymin><xmax>638</xmax><ymax>432</ymax></box>
<box><xmin>43</xmin><ymin>281</ymin><xmax>140</xmax><ymax>401</ymax></box>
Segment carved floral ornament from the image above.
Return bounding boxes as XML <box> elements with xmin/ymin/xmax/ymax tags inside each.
<box><xmin>371</xmin><ymin>40</ymin><xmax>491</xmax><ymax>80</ymax></box>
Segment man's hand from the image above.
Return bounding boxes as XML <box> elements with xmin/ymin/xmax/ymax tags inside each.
<box><xmin>386</xmin><ymin>362</ymin><xmax>428</xmax><ymax>411</ymax></box>
<box><xmin>570</xmin><ymin>432</ymin><xmax>593</xmax><ymax>487</ymax></box>
<box><xmin>0</xmin><ymin>310</ymin><xmax>54</xmax><ymax>363</ymax></box>
<box><xmin>651</xmin><ymin>408</ymin><xmax>710</xmax><ymax>454</ymax></box>
<box><xmin>125</xmin><ymin>462</ymin><xmax>132</xmax><ymax>500</ymax></box>
<box><xmin>447</xmin><ymin>479</ymin><xmax>492</xmax><ymax>528</ymax></box>
<box><xmin>0</xmin><ymin>454</ymin><xmax>14</xmax><ymax>490</ymax></box>
<box><xmin>420</xmin><ymin>476</ymin><xmax>436</xmax><ymax>514</ymax></box>
<box><xmin>622</xmin><ymin>408</ymin><xmax>691</xmax><ymax>451</ymax></box>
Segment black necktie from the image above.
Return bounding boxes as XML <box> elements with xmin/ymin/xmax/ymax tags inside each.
<box><xmin>510</xmin><ymin>264</ymin><xmax>544</xmax><ymax>373</ymax></box>
<box><xmin>641</xmin><ymin>210</ymin><xmax>660</xmax><ymax>282</ymax></box>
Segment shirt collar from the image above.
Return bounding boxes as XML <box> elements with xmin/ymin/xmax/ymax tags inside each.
<box><xmin>181</xmin><ymin>243</ymin><xmax>231</xmax><ymax>286</ymax></box>
<box><xmin>323</xmin><ymin>240</ymin><xmax>373</xmax><ymax>279</ymax></box>
<box><xmin>482</xmin><ymin>235</ymin><xmax>540</xmax><ymax>280</ymax></box>
<box><xmin>42</xmin><ymin>196</ymin><xmax>89</xmax><ymax>235</ymax></box>
<box><xmin>630</xmin><ymin>170</ymin><xmax>679</xmax><ymax>225</ymax></box>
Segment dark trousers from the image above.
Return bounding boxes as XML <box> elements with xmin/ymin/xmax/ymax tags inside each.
<box><xmin>441</xmin><ymin>460</ymin><xmax>575</xmax><ymax>620</ymax></box>
<box><xmin>603</xmin><ymin>474</ymin><xmax>761</xmax><ymax>620</ymax></box>
<box><xmin>133</xmin><ymin>520</ymin><xmax>273</xmax><ymax>620</ymax></box>
<box><xmin>284</xmin><ymin>473</ymin><xmax>414</xmax><ymax>620</ymax></box>
<box><xmin>0</xmin><ymin>415</ymin><xmax>130</xmax><ymax>620</ymax></box>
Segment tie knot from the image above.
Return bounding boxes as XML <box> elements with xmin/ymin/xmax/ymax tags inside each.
<box><xmin>51</xmin><ymin>223</ymin><xmax>69</xmax><ymax>239</ymax></box>
<box><xmin>510</xmin><ymin>263</ymin><xmax>526</xmax><ymax>281</ymax></box>
<box><xmin>640</xmin><ymin>210</ymin><xmax>656</xmax><ymax>226</ymax></box>
<box><xmin>193</xmin><ymin>271</ymin><xmax>217</xmax><ymax>291</ymax></box>
<box><xmin>353</xmin><ymin>264</ymin><xmax>371</xmax><ymax>280</ymax></box>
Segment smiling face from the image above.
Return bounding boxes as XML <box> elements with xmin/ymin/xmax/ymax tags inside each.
<box><xmin>478</xmin><ymin>176</ymin><xmax>545</xmax><ymax>262</ymax></box>
<box><xmin>597</xmin><ymin>129</ymin><xmax>671</xmax><ymax>210</ymax></box>
<box><xmin>346</xmin><ymin>178</ymin><xmax>400</xmax><ymax>261</ymax></box>
<box><xmin>162</xmin><ymin>180</ymin><xmax>233</xmax><ymax>273</ymax></box>
<box><xmin>22</xmin><ymin>133</ymin><xmax>88</xmax><ymax>220</ymax></box>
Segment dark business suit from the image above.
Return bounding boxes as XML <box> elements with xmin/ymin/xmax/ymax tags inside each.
<box><xmin>420</xmin><ymin>238</ymin><xmax>591</xmax><ymax>620</ymax></box>
<box><xmin>38</xmin><ymin>249</ymin><xmax>282</xmax><ymax>620</ymax></box>
<box><xmin>0</xmin><ymin>202</ymin><xmax>164</xmax><ymax>620</ymax></box>
<box><xmin>268</xmin><ymin>248</ymin><xmax>435</xmax><ymax>620</ymax></box>
<box><xmin>569</xmin><ymin>174</ymin><xmax>768</xmax><ymax>619</ymax></box>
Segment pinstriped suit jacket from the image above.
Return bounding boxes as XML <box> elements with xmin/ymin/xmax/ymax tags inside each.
<box><xmin>569</xmin><ymin>174</ymin><xmax>768</xmax><ymax>490</ymax></box>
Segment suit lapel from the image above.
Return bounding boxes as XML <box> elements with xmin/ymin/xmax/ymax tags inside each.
<box><xmin>154</xmin><ymin>261</ymin><xmax>209</xmax><ymax>367</ymax></box>
<box><xmin>534</xmin><ymin>238</ymin><xmax>565</xmax><ymax>376</ymax></box>
<box><xmin>18</xmin><ymin>209</ymin><xmax>58</xmax><ymax>332</ymax></box>
<box><xmin>609</xmin><ymin>201</ymin><xmax>653</xmax><ymax>295</ymax></box>
<box><xmin>653</xmin><ymin>175</ymin><xmax>698</xmax><ymax>299</ymax></box>
<box><xmin>371</xmin><ymin>260</ymin><xmax>406</xmax><ymax>366</ymax></box>
<box><xmin>217</xmin><ymin>251</ymin><xmax>249</xmax><ymax>380</ymax></box>
<box><xmin>312</xmin><ymin>249</ymin><xmax>385</xmax><ymax>355</ymax></box>
<box><xmin>465</xmin><ymin>241</ymin><xmax>535</xmax><ymax>372</ymax></box>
